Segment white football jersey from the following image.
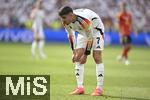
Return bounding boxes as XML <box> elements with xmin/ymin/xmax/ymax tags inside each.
<box><xmin>64</xmin><ymin>9</ymin><xmax>105</xmax><ymax>38</ymax></box>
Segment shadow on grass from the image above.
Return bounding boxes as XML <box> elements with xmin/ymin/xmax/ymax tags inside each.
<box><xmin>103</xmin><ymin>94</ymin><xmax>150</xmax><ymax>100</ymax></box>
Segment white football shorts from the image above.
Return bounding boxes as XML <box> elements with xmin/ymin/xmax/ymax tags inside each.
<box><xmin>75</xmin><ymin>33</ymin><xmax>104</xmax><ymax>51</ymax></box>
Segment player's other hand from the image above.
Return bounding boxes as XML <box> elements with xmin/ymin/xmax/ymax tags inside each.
<box><xmin>80</xmin><ymin>55</ymin><xmax>87</xmax><ymax>64</ymax></box>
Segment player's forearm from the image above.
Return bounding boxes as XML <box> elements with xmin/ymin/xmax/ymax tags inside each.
<box><xmin>68</xmin><ymin>34</ymin><xmax>74</xmax><ymax>51</ymax></box>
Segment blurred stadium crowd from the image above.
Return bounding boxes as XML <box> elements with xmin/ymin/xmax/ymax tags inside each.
<box><xmin>0</xmin><ymin>0</ymin><xmax>150</xmax><ymax>32</ymax></box>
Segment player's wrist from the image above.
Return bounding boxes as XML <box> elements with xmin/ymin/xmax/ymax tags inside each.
<box><xmin>70</xmin><ymin>44</ymin><xmax>74</xmax><ymax>51</ymax></box>
<box><xmin>71</xmin><ymin>48</ymin><xmax>74</xmax><ymax>51</ymax></box>
<box><xmin>84</xmin><ymin>45</ymin><xmax>92</xmax><ymax>55</ymax></box>
<box><xmin>84</xmin><ymin>40</ymin><xmax>93</xmax><ymax>55</ymax></box>
<box><xmin>84</xmin><ymin>49</ymin><xmax>91</xmax><ymax>55</ymax></box>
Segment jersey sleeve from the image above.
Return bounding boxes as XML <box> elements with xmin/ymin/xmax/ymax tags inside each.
<box><xmin>78</xmin><ymin>17</ymin><xmax>93</xmax><ymax>40</ymax></box>
<box><xmin>65</xmin><ymin>25</ymin><xmax>75</xmax><ymax>36</ymax></box>
<box><xmin>62</xmin><ymin>21</ymin><xmax>75</xmax><ymax>50</ymax></box>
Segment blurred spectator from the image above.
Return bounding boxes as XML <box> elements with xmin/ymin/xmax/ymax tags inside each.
<box><xmin>0</xmin><ymin>0</ymin><xmax>149</xmax><ymax>32</ymax></box>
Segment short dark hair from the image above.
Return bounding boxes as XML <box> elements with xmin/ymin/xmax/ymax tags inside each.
<box><xmin>59</xmin><ymin>6</ymin><xmax>73</xmax><ymax>17</ymax></box>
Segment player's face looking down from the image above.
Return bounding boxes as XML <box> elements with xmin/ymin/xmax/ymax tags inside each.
<box><xmin>61</xmin><ymin>12</ymin><xmax>76</xmax><ymax>24</ymax></box>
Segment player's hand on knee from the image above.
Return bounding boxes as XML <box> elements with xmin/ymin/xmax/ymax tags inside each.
<box><xmin>80</xmin><ymin>55</ymin><xmax>87</xmax><ymax>64</ymax></box>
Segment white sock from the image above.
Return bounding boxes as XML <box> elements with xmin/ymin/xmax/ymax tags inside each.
<box><xmin>75</xmin><ymin>62</ymin><xmax>84</xmax><ymax>88</ymax></box>
<box><xmin>96</xmin><ymin>63</ymin><xmax>104</xmax><ymax>89</ymax></box>
<box><xmin>38</xmin><ymin>40</ymin><xmax>46</xmax><ymax>58</ymax></box>
<box><xmin>31</xmin><ymin>41</ymin><xmax>37</xmax><ymax>57</ymax></box>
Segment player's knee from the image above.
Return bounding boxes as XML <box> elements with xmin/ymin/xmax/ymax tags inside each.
<box><xmin>93</xmin><ymin>51</ymin><xmax>102</xmax><ymax>64</ymax></box>
<box><xmin>93</xmin><ymin>56</ymin><xmax>102</xmax><ymax>64</ymax></box>
<box><xmin>94</xmin><ymin>58</ymin><xmax>101</xmax><ymax>63</ymax></box>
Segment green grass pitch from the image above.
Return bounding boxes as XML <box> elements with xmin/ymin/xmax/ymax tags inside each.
<box><xmin>0</xmin><ymin>43</ymin><xmax>150</xmax><ymax>100</ymax></box>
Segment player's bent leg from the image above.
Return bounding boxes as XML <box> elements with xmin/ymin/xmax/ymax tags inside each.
<box><xmin>91</xmin><ymin>50</ymin><xmax>104</xmax><ymax>96</ymax></box>
<box><xmin>93</xmin><ymin>50</ymin><xmax>102</xmax><ymax>64</ymax></box>
<box><xmin>70</xmin><ymin>48</ymin><xmax>85</xmax><ymax>95</ymax></box>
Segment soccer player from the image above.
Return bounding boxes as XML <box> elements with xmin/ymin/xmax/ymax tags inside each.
<box><xmin>117</xmin><ymin>3</ymin><xmax>134</xmax><ymax>65</ymax></box>
<box><xmin>30</xmin><ymin>0</ymin><xmax>46</xmax><ymax>59</ymax></box>
<box><xmin>59</xmin><ymin>6</ymin><xmax>105</xmax><ymax>96</ymax></box>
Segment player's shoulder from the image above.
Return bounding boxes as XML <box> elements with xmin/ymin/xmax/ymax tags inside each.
<box><xmin>73</xmin><ymin>8</ymin><xmax>98</xmax><ymax>19</ymax></box>
<box><xmin>73</xmin><ymin>8</ymin><xmax>91</xmax><ymax>12</ymax></box>
<box><xmin>73</xmin><ymin>8</ymin><xmax>94</xmax><ymax>15</ymax></box>
<box><xmin>73</xmin><ymin>8</ymin><xmax>85</xmax><ymax>12</ymax></box>
<box><xmin>73</xmin><ymin>9</ymin><xmax>85</xmax><ymax>15</ymax></box>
